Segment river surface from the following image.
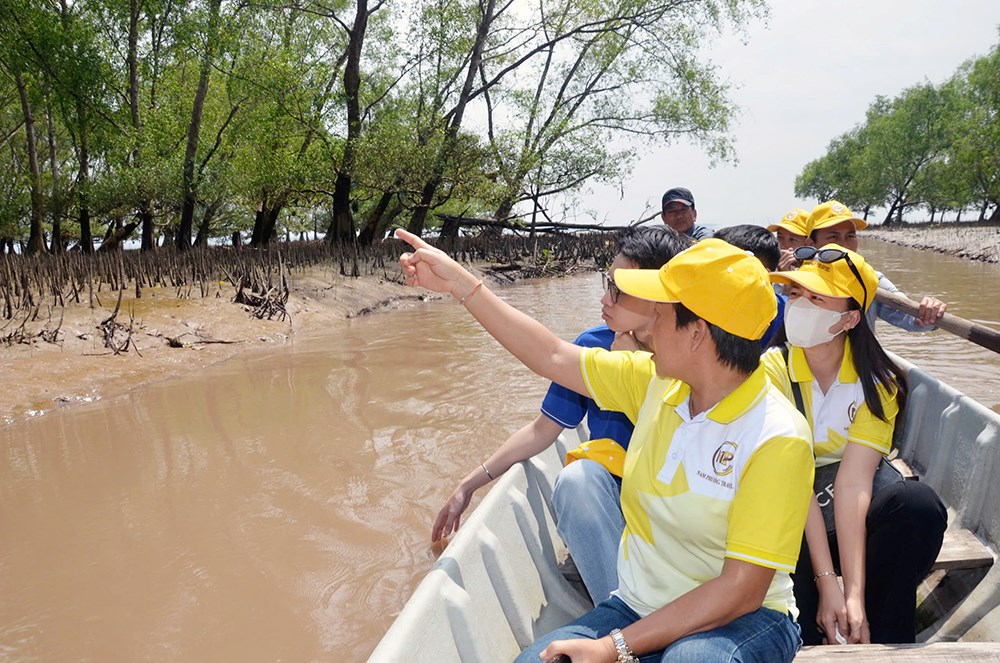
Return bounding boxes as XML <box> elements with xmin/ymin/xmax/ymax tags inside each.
<box><xmin>1</xmin><ymin>238</ymin><xmax>998</xmax><ymax>661</ymax></box>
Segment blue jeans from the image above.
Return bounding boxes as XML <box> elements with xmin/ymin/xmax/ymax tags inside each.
<box><xmin>515</xmin><ymin>596</ymin><xmax>802</xmax><ymax>663</ymax></box>
<box><xmin>552</xmin><ymin>459</ymin><xmax>624</xmax><ymax>604</ymax></box>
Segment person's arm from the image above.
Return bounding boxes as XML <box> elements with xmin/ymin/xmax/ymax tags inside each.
<box><xmin>432</xmin><ymin>414</ymin><xmax>564</xmax><ymax>541</ymax></box>
<box><xmin>833</xmin><ymin>443</ymin><xmax>881</xmax><ymax>644</ymax></box>
<box><xmin>397</xmin><ymin>229</ymin><xmax>587</xmax><ymax>395</ymax></box>
<box><xmin>874</xmin><ymin>274</ymin><xmax>946</xmax><ymax>331</ymax></box>
<box><xmin>804</xmin><ymin>496</ymin><xmax>848</xmax><ymax>644</ymax></box>
<box><xmin>541</xmin><ymin>558</ymin><xmax>775</xmax><ymax>661</ymax></box>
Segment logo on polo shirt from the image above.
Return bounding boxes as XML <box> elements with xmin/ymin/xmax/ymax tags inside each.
<box><xmin>848</xmin><ymin>401</ymin><xmax>858</xmax><ymax>422</ymax></box>
<box><xmin>712</xmin><ymin>441</ymin><xmax>738</xmax><ymax>477</ymax></box>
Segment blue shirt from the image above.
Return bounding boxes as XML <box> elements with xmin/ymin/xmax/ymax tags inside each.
<box><xmin>540</xmin><ymin>325</ymin><xmax>635</xmax><ymax>447</ymax></box>
<box><xmin>761</xmin><ymin>292</ymin><xmax>787</xmax><ymax>348</ymax></box>
<box><xmin>687</xmin><ymin>224</ymin><xmax>714</xmax><ymax>241</ymax></box>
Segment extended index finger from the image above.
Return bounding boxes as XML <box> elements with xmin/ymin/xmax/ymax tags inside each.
<box><xmin>394</xmin><ymin>228</ymin><xmax>432</xmax><ymax>252</ymax></box>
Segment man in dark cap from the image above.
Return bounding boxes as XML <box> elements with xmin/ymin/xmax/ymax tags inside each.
<box><xmin>660</xmin><ymin>187</ymin><xmax>713</xmax><ymax>240</ymax></box>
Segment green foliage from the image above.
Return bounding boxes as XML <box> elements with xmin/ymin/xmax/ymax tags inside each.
<box><xmin>0</xmin><ymin>0</ymin><xmax>767</xmax><ymax>248</ymax></box>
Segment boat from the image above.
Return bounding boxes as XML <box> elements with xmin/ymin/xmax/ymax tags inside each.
<box><xmin>367</xmin><ymin>355</ymin><xmax>1000</xmax><ymax>661</ymax></box>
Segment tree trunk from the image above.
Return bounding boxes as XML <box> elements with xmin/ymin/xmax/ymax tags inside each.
<box><xmin>98</xmin><ymin>221</ymin><xmax>140</xmax><ymax>252</ymax></box>
<box><xmin>928</xmin><ymin>206</ymin><xmax>935</xmax><ymax>224</ymax></box>
<box><xmin>979</xmin><ymin>200</ymin><xmax>989</xmax><ymax>222</ymax></box>
<box><xmin>407</xmin><ymin>0</ymin><xmax>498</xmax><ymax>236</ymax></box>
<box><xmin>14</xmin><ymin>68</ymin><xmax>46</xmax><ymax>255</ymax></box>
<box><xmin>194</xmin><ymin>200</ymin><xmax>221</xmax><ymax>247</ymax></box>
<box><xmin>129</xmin><ymin>0</ymin><xmax>157</xmax><ymax>253</ymax></box>
<box><xmin>177</xmin><ymin>0</ymin><xmax>221</xmax><ymax>251</ymax></box>
<box><xmin>250</xmin><ymin>195</ymin><xmax>284</xmax><ymax>247</ymax></box>
<box><xmin>77</xmin><ymin>115</ymin><xmax>94</xmax><ymax>253</ymax></box>
<box><xmin>46</xmin><ymin>103</ymin><xmax>63</xmax><ymax>254</ymax></box>
<box><xmin>139</xmin><ymin>204</ymin><xmax>155</xmax><ymax>251</ymax></box>
<box><xmin>327</xmin><ymin>0</ymin><xmax>370</xmax><ymax>245</ymax></box>
<box><xmin>357</xmin><ymin>190</ymin><xmax>393</xmax><ymax>245</ymax></box>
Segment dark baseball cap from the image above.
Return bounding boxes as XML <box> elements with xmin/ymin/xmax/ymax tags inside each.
<box><xmin>661</xmin><ymin>187</ymin><xmax>695</xmax><ymax>210</ymax></box>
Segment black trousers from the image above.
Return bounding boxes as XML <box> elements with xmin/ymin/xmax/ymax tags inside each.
<box><xmin>791</xmin><ymin>480</ymin><xmax>947</xmax><ymax>644</ymax></box>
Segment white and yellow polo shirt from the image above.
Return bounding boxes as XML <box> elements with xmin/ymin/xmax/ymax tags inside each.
<box><xmin>761</xmin><ymin>341</ymin><xmax>897</xmax><ymax>466</ymax></box>
<box><xmin>580</xmin><ymin>348</ymin><xmax>814</xmax><ymax>619</ymax></box>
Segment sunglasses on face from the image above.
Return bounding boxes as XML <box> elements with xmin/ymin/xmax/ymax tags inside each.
<box><xmin>792</xmin><ymin>246</ymin><xmax>868</xmax><ymax>310</ymax></box>
<box><xmin>601</xmin><ymin>271</ymin><xmax>623</xmax><ymax>303</ymax></box>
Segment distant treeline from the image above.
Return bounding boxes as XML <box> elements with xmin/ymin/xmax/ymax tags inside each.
<box><xmin>0</xmin><ymin>0</ymin><xmax>766</xmax><ymax>255</ymax></box>
<box><xmin>795</xmin><ymin>36</ymin><xmax>1000</xmax><ymax>225</ymax></box>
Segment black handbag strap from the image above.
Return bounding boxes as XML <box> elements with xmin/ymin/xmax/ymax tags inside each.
<box><xmin>780</xmin><ymin>344</ymin><xmax>806</xmax><ymax>416</ymax></box>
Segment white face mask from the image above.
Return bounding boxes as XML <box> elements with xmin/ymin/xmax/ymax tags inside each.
<box><xmin>784</xmin><ymin>296</ymin><xmax>847</xmax><ymax>348</ymax></box>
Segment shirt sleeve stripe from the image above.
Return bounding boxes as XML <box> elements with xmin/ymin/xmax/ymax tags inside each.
<box><xmin>579</xmin><ymin>351</ymin><xmax>608</xmax><ymax>410</ymax></box>
<box><xmin>726</xmin><ymin>550</ymin><xmax>797</xmax><ymax>573</ymax></box>
<box><xmin>539</xmin><ymin>407</ymin><xmax>575</xmax><ymax>429</ymax></box>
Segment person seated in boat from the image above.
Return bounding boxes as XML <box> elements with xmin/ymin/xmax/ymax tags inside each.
<box><xmin>431</xmin><ymin>225</ymin><xmax>693</xmax><ymax>605</ymax></box>
<box><xmin>807</xmin><ymin>201</ymin><xmax>947</xmax><ymax>331</ymax></box>
<box><xmin>768</xmin><ymin>208</ymin><xmax>812</xmax><ymax>271</ymax></box>
<box><xmin>397</xmin><ymin>231</ymin><xmax>814</xmax><ymax>663</ymax></box>
<box><xmin>713</xmin><ymin>224</ymin><xmax>784</xmax><ymax>348</ymax></box>
<box><xmin>762</xmin><ymin>245</ymin><xmax>947</xmax><ymax>645</ymax></box>
<box><xmin>660</xmin><ymin>187</ymin><xmax>714</xmax><ymax>240</ymax></box>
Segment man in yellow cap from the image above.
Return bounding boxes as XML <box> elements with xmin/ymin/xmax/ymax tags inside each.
<box><xmin>807</xmin><ymin>201</ymin><xmax>947</xmax><ymax>331</ymax></box>
<box><xmin>396</xmin><ymin>230</ymin><xmax>814</xmax><ymax>663</ymax></box>
<box><xmin>768</xmin><ymin>208</ymin><xmax>812</xmax><ymax>271</ymax></box>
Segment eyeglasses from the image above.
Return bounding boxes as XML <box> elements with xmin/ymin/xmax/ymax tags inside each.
<box><xmin>793</xmin><ymin>246</ymin><xmax>868</xmax><ymax>310</ymax></box>
<box><xmin>601</xmin><ymin>271</ymin><xmax>622</xmax><ymax>303</ymax></box>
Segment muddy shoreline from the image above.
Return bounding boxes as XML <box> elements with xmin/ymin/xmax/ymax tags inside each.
<box><xmin>862</xmin><ymin>223</ymin><xmax>1000</xmax><ymax>263</ymax></box>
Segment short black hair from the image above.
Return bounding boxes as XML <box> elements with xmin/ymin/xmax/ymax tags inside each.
<box><xmin>616</xmin><ymin>225</ymin><xmax>693</xmax><ymax>269</ymax></box>
<box><xmin>674</xmin><ymin>302</ymin><xmax>761</xmax><ymax>375</ymax></box>
<box><xmin>714</xmin><ymin>224</ymin><xmax>780</xmax><ymax>272</ymax></box>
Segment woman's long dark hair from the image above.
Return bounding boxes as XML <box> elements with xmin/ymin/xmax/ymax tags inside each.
<box><xmin>845</xmin><ymin>300</ymin><xmax>907</xmax><ymax>422</ymax></box>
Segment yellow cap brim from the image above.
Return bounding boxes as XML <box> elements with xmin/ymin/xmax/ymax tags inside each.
<box><xmin>614</xmin><ymin>268</ymin><xmax>679</xmax><ymax>303</ymax></box>
<box><xmin>770</xmin><ymin>270</ymin><xmax>852</xmax><ymax>299</ymax></box>
<box><xmin>768</xmin><ymin>222</ymin><xmax>808</xmax><ymax>235</ymax></box>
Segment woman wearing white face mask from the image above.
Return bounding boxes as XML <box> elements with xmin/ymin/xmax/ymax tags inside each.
<box><xmin>761</xmin><ymin>244</ymin><xmax>946</xmax><ymax>648</ymax></box>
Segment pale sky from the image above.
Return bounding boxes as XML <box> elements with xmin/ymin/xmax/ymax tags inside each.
<box><xmin>573</xmin><ymin>0</ymin><xmax>1000</xmax><ymax>230</ymax></box>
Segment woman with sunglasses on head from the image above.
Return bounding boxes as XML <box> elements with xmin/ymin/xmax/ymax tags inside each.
<box><xmin>431</xmin><ymin>225</ymin><xmax>692</xmax><ymax>605</ymax></box>
<box><xmin>762</xmin><ymin>244</ymin><xmax>947</xmax><ymax>646</ymax></box>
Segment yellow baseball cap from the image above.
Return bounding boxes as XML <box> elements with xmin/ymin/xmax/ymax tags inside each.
<box><xmin>808</xmin><ymin>200</ymin><xmax>868</xmax><ymax>232</ymax></box>
<box><xmin>614</xmin><ymin>238</ymin><xmax>777</xmax><ymax>340</ymax></box>
<box><xmin>770</xmin><ymin>244</ymin><xmax>879</xmax><ymax>311</ymax></box>
<box><xmin>767</xmin><ymin>208</ymin><xmax>810</xmax><ymax>236</ymax></box>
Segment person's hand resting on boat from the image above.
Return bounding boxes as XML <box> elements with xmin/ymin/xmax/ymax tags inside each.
<box><xmin>916</xmin><ymin>295</ymin><xmax>947</xmax><ymax>326</ymax></box>
<box><xmin>844</xmin><ymin>593</ymin><xmax>871</xmax><ymax>644</ymax></box>
<box><xmin>815</xmin><ymin>574</ymin><xmax>849</xmax><ymax>645</ymax></box>
<box><xmin>431</xmin><ymin>484</ymin><xmax>473</xmax><ymax>543</ymax></box>
<box><xmin>539</xmin><ymin>635</ymin><xmax>616</xmax><ymax>662</ymax></box>
<box><xmin>396</xmin><ymin>229</ymin><xmax>481</xmax><ymax>300</ymax></box>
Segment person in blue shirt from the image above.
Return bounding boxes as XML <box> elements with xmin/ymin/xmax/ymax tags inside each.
<box><xmin>430</xmin><ymin>225</ymin><xmax>693</xmax><ymax>604</ymax></box>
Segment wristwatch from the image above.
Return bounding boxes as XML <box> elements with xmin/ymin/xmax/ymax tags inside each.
<box><xmin>609</xmin><ymin>628</ymin><xmax>638</xmax><ymax>663</ymax></box>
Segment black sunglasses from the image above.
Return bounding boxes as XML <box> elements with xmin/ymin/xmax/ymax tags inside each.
<box><xmin>792</xmin><ymin>246</ymin><xmax>868</xmax><ymax>310</ymax></box>
<box><xmin>601</xmin><ymin>271</ymin><xmax>623</xmax><ymax>303</ymax></box>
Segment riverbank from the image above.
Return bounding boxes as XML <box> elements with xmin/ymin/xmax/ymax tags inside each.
<box><xmin>0</xmin><ymin>266</ymin><xmax>449</xmax><ymax>424</ymax></box>
<box><xmin>862</xmin><ymin>223</ymin><xmax>1000</xmax><ymax>263</ymax></box>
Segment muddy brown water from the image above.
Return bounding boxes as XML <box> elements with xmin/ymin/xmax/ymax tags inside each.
<box><xmin>1</xmin><ymin>238</ymin><xmax>998</xmax><ymax>661</ymax></box>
